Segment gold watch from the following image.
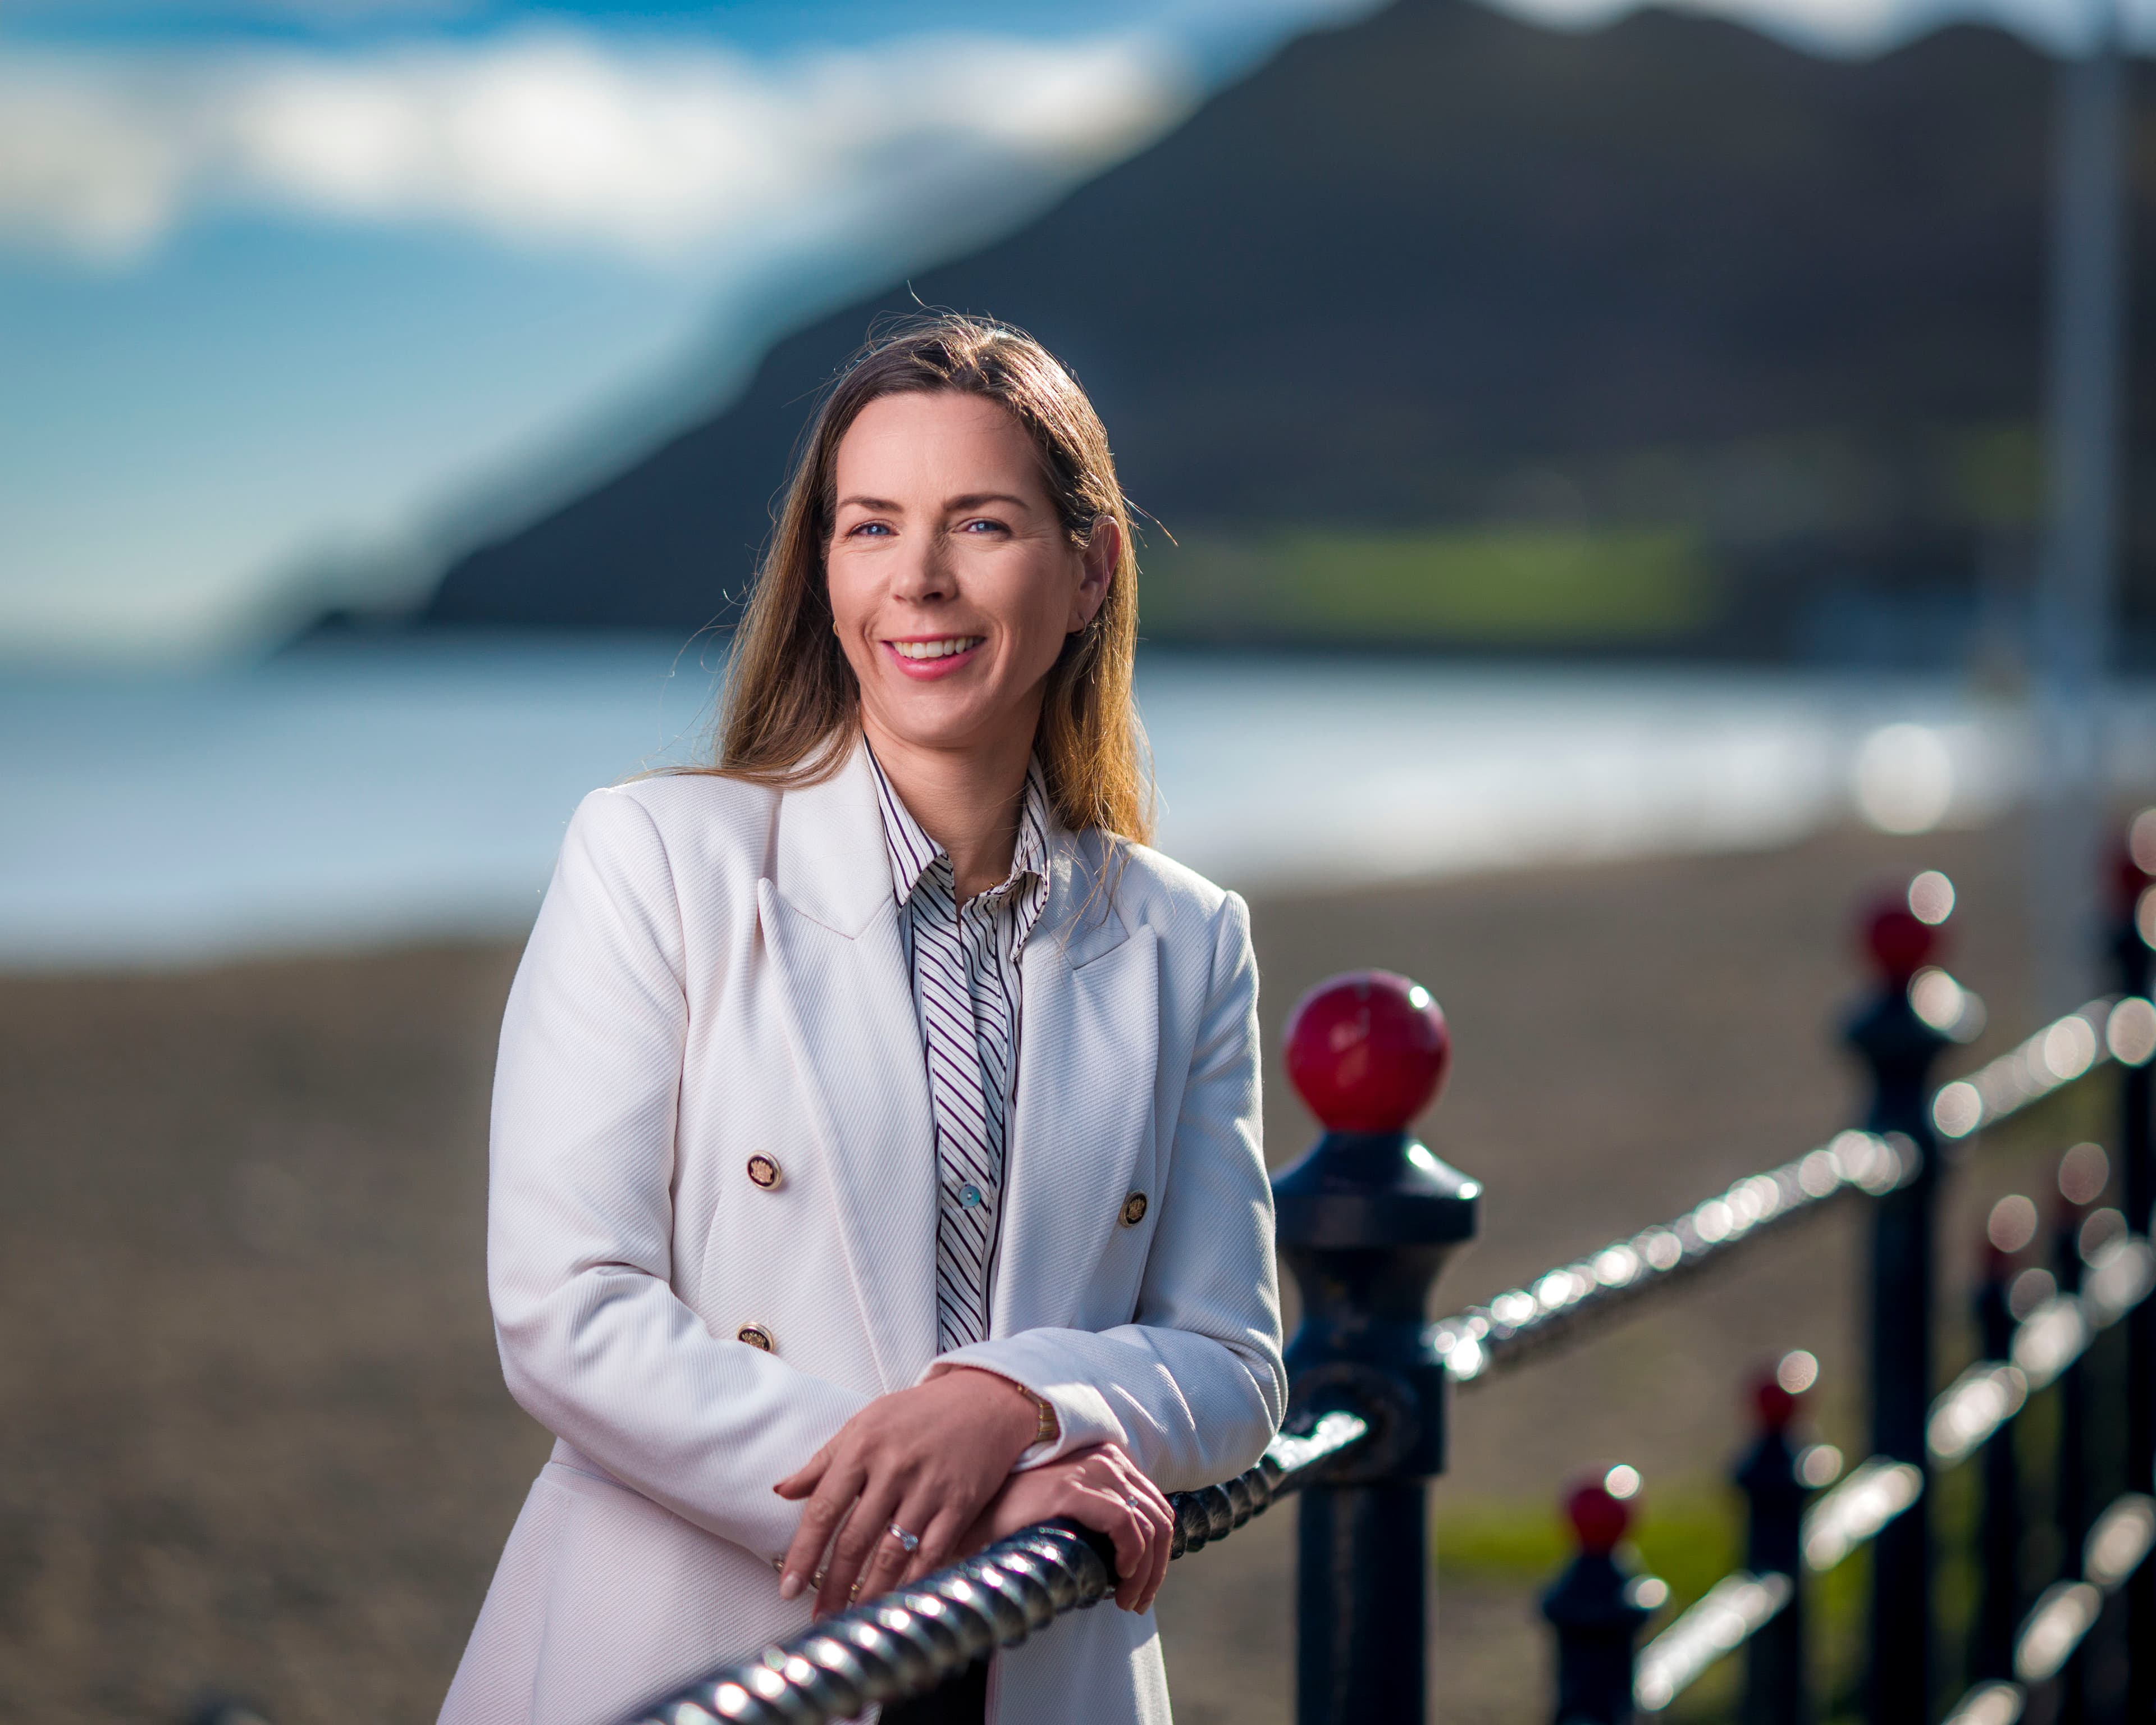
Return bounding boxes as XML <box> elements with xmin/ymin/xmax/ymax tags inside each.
<box><xmin>1027</xmin><ymin>1390</ymin><xmax>1059</xmax><ymax>1446</ymax></box>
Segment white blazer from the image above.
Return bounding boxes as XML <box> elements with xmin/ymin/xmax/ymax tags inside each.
<box><xmin>441</xmin><ymin>740</ymin><xmax>1287</xmax><ymax>1725</ymax></box>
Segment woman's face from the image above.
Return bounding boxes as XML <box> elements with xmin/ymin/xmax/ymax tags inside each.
<box><xmin>825</xmin><ymin>390</ymin><xmax>1114</xmax><ymax>760</ymax></box>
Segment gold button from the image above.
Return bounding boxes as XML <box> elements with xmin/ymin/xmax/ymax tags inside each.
<box><xmin>737</xmin><ymin>1324</ymin><xmax>775</xmax><ymax>1352</ymax></box>
<box><xmin>746</xmin><ymin>1154</ymin><xmax>782</xmax><ymax>1190</ymax></box>
<box><xmin>1120</xmin><ymin>1191</ymin><xmax>1148</xmax><ymax>1227</ymax></box>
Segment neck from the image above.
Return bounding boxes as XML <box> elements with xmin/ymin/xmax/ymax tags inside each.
<box><xmin>862</xmin><ymin>708</ymin><xmax>1039</xmax><ymax>901</ymax></box>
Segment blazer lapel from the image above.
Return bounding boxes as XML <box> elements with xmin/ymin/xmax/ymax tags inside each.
<box><xmin>758</xmin><ymin>742</ymin><xmax>939</xmax><ymax>1391</ymax></box>
<box><xmin>995</xmin><ymin>829</ymin><xmax>1162</xmax><ymax>1335</ymax></box>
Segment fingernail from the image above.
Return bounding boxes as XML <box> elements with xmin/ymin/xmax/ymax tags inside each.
<box><xmin>779</xmin><ymin>1572</ymin><xmax>803</xmax><ymax>1600</ymax></box>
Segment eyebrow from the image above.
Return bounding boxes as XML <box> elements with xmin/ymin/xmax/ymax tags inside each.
<box><xmin>834</xmin><ymin>491</ymin><xmax>1035</xmax><ymax>514</ymax></box>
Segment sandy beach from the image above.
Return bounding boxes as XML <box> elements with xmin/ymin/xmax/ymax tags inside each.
<box><xmin>0</xmin><ymin>813</ymin><xmax>2108</xmax><ymax>1723</ymax></box>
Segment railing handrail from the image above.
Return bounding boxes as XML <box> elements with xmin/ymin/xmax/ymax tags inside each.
<box><xmin>1932</xmin><ymin>996</ymin><xmax>2134</xmax><ymax>1142</ymax></box>
<box><xmin>619</xmin><ymin>1412</ymin><xmax>1369</xmax><ymax>1725</ymax></box>
<box><xmin>1436</xmin><ymin>996</ymin><xmax>2136</xmax><ymax>1388</ymax></box>
<box><xmin>1435</xmin><ymin>1129</ymin><xmax>1909</xmax><ymax>1385</ymax></box>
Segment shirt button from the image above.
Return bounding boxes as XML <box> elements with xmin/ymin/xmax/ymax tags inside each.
<box><xmin>737</xmin><ymin>1324</ymin><xmax>775</xmax><ymax>1352</ymax></box>
<box><xmin>958</xmin><ymin>1184</ymin><xmax>984</xmax><ymax>1209</ymax></box>
<box><xmin>1120</xmin><ymin>1191</ymin><xmax>1149</xmax><ymax>1227</ymax></box>
<box><xmin>746</xmin><ymin>1154</ymin><xmax>782</xmax><ymax>1190</ymax></box>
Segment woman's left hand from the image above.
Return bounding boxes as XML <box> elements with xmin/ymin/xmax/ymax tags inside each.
<box><xmin>960</xmin><ymin>1444</ymin><xmax>1175</xmax><ymax>1613</ymax></box>
<box><xmin>773</xmin><ymin>1367</ymin><xmax>1039</xmax><ymax>1616</ymax></box>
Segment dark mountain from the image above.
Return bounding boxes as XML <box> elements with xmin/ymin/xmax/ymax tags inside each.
<box><xmin>419</xmin><ymin>0</ymin><xmax>2156</xmax><ymax>648</ymax></box>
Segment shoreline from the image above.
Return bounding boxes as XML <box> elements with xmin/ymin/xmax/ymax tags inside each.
<box><xmin>14</xmin><ymin>644</ymin><xmax>2151</xmax><ymax>972</ymax></box>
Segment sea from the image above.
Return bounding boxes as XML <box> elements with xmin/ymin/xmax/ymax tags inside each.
<box><xmin>3</xmin><ymin>636</ymin><xmax>2149</xmax><ymax>971</ymax></box>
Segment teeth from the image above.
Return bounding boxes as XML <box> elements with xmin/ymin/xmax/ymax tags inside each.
<box><xmin>890</xmin><ymin>637</ymin><xmax>982</xmax><ymax>660</ymax></box>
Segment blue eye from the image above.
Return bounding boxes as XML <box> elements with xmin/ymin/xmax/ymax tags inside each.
<box><xmin>850</xmin><ymin>521</ymin><xmax>892</xmax><ymax>537</ymax></box>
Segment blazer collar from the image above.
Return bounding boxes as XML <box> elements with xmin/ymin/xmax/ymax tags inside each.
<box><xmin>775</xmin><ymin>731</ymin><xmax>1134</xmax><ymax>971</ymax></box>
<box><xmin>771</xmin><ymin>735</ymin><xmax>896</xmax><ymax>938</ymax></box>
<box><xmin>1034</xmin><ymin>821</ymin><xmax>1134</xmax><ymax>972</ymax></box>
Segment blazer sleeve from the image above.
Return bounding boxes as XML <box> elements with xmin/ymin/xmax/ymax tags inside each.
<box><xmin>488</xmin><ymin>787</ymin><xmax>869</xmax><ymax>1563</ymax></box>
<box><xmin>925</xmin><ymin>891</ymin><xmax>1288</xmax><ymax>1493</ymax></box>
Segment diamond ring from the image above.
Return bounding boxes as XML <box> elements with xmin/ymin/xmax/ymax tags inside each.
<box><xmin>888</xmin><ymin>1523</ymin><xmax>921</xmax><ymax>1553</ymax></box>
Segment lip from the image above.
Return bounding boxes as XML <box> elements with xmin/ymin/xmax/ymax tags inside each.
<box><xmin>880</xmin><ymin>635</ymin><xmax>985</xmax><ymax>681</ymax></box>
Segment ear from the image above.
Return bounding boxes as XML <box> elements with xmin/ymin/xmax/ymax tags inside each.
<box><xmin>1067</xmin><ymin>516</ymin><xmax>1120</xmax><ymax>634</ymax></box>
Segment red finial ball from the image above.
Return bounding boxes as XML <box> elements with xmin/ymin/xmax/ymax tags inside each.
<box><xmin>1862</xmin><ymin>896</ymin><xmax>1937</xmax><ymax>982</ymax></box>
<box><xmin>2116</xmin><ymin>839</ymin><xmax>2154</xmax><ymax>915</ymax></box>
<box><xmin>1284</xmin><ymin>970</ymin><xmax>1449</xmax><ymax>1134</ymax></box>
<box><xmin>1754</xmin><ymin>1378</ymin><xmax>1798</xmax><ymax>1433</ymax></box>
<box><xmin>1565</xmin><ymin>1471</ymin><xmax>1637</xmax><ymax>1555</ymax></box>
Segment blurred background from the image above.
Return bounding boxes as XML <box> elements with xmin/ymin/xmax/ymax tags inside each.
<box><xmin>2</xmin><ymin>0</ymin><xmax>2152</xmax><ymax>1718</ymax></box>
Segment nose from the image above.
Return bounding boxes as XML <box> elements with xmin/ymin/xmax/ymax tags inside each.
<box><xmin>887</xmin><ymin>530</ymin><xmax>954</xmax><ymax>605</ymax></box>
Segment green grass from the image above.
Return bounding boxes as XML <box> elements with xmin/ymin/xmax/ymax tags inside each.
<box><xmin>1435</xmin><ymin>1480</ymin><xmax>1736</xmax><ymax>1594</ymax></box>
<box><xmin>1138</xmin><ymin>523</ymin><xmax>1720</xmax><ymax>645</ymax></box>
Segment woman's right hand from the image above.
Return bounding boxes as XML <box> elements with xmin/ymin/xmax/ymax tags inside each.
<box><xmin>960</xmin><ymin>1444</ymin><xmax>1175</xmax><ymax>1613</ymax></box>
<box><xmin>773</xmin><ymin>1366</ymin><xmax>1042</xmax><ymax>1616</ymax></box>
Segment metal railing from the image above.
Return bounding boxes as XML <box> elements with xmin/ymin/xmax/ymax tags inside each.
<box><xmin>1441</xmin><ymin>992</ymin><xmax>2131</xmax><ymax>1391</ymax></box>
<box><xmin>620</xmin><ymin>1413</ymin><xmax>1369</xmax><ymax>1725</ymax></box>
<box><xmin>1942</xmin><ymin>1493</ymin><xmax>2156</xmax><ymax>1723</ymax></box>
<box><xmin>1435</xmin><ymin>1127</ymin><xmax>1911</xmax><ymax>1386</ymax></box>
<box><xmin>1624</xmin><ymin>1229</ymin><xmax>2156</xmax><ymax>1715</ymax></box>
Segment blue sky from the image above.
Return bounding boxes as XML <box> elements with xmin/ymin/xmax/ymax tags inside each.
<box><xmin>1</xmin><ymin>0</ymin><xmax>2145</xmax><ymax>661</ymax></box>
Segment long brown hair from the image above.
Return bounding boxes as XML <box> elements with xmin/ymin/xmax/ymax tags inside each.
<box><xmin>706</xmin><ymin>313</ymin><xmax>1154</xmax><ymax>843</ymax></box>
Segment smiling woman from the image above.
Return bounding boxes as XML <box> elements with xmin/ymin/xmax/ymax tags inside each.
<box><xmin>718</xmin><ymin>316</ymin><xmax>1153</xmax><ymax>854</ymax></box>
<box><xmin>440</xmin><ymin>315</ymin><xmax>1286</xmax><ymax>1725</ymax></box>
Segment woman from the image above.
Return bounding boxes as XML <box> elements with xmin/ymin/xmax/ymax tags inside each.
<box><xmin>441</xmin><ymin>316</ymin><xmax>1285</xmax><ymax>1725</ymax></box>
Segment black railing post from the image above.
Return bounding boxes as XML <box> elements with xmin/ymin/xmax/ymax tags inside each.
<box><xmin>2053</xmin><ymin>1160</ymin><xmax>2094</xmax><ymax>1725</ymax></box>
<box><xmin>2112</xmin><ymin>812</ymin><xmax>2155</xmax><ymax>1724</ymax></box>
<box><xmin>1846</xmin><ymin>888</ymin><xmax>1953</xmax><ymax>1725</ymax></box>
<box><xmin>1736</xmin><ymin>1359</ymin><xmax>1814</xmax><ymax>1725</ymax></box>
<box><xmin>1272</xmin><ymin>971</ymin><xmax>1479</xmax><ymax>1725</ymax></box>
<box><xmin>1542</xmin><ymin>1470</ymin><xmax>1661</xmax><ymax>1725</ymax></box>
<box><xmin>1971</xmin><ymin>1230</ymin><xmax>2024</xmax><ymax>1684</ymax></box>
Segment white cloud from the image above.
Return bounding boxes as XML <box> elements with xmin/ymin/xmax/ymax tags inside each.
<box><xmin>1490</xmin><ymin>0</ymin><xmax>2156</xmax><ymax>56</ymax></box>
<box><xmin>0</xmin><ymin>28</ymin><xmax>1194</xmax><ymax>264</ymax></box>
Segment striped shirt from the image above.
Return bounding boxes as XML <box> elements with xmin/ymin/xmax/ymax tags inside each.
<box><xmin>867</xmin><ymin>747</ymin><xmax>1053</xmax><ymax>1354</ymax></box>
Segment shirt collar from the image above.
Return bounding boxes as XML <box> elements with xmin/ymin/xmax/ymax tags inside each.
<box><xmin>866</xmin><ymin>744</ymin><xmax>1051</xmax><ymax>911</ymax></box>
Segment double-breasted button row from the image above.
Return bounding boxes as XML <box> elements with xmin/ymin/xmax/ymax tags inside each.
<box><xmin>736</xmin><ymin>1157</ymin><xmax>781</xmax><ymax>1350</ymax></box>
